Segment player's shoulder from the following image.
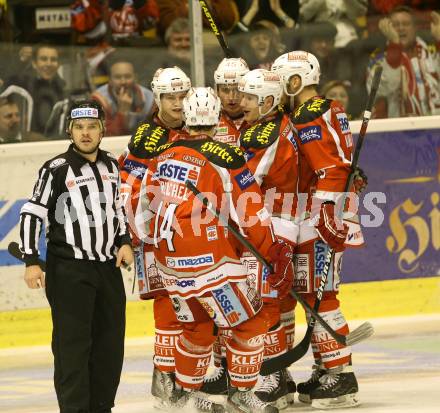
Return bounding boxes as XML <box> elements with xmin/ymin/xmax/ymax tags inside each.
<box><xmin>128</xmin><ymin>115</ymin><xmax>169</xmax><ymax>158</ymax></box>
<box><xmin>240</xmin><ymin>111</ymin><xmax>284</xmax><ymax>149</ymax></box>
<box><xmin>42</xmin><ymin>152</ymin><xmax>70</xmax><ymax>172</ymax></box>
<box><xmin>291</xmin><ymin>97</ymin><xmax>332</xmax><ymax>124</ymax></box>
<box><xmin>171</xmin><ymin>139</ymin><xmax>246</xmax><ymax>169</ymax></box>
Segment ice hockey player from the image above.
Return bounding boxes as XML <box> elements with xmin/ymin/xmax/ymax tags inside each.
<box><xmin>201</xmin><ymin>57</ymin><xmax>251</xmax><ymax>397</ymax></box>
<box><xmin>118</xmin><ymin>66</ymin><xmax>193</xmax><ymax>407</ymax></box>
<box><xmin>213</xmin><ymin>57</ymin><xmax>250</xmax><ymax>145</ymax></box>
<box><xmin>271</xmin><ymin>50</ymin><xmax>365</xmax><ymax>409</ymax></box>
<box><xmin>137</xmin><ymin>86</ymin><xmax>295</xmax><ymax>413</ymax></box>
<box><xmin>237</xmin><ymin>68</ymin><xmax>299</xmax><ymax>409</ymax></box>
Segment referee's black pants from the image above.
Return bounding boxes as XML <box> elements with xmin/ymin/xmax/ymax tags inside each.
<box><xmin>45</xmin><ymin>251</ymin><xmax>126</xmax><ymax>413</ymax></box>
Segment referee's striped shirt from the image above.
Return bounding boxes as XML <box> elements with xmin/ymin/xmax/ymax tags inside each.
<box><xmin>19</xmin><ymin>144</ymin><xmax>131</xmax><ymax>265</ymax></box>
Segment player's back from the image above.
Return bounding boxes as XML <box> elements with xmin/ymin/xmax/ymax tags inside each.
<box><xmin>145</xmin><ymin>138</ymin><xmax>267</xmax><ymax>298</ymax></box>
<box><xmin>291</xmin><ymin>96</ymin><xmax>352</xmax><ymax>202</ymax></box>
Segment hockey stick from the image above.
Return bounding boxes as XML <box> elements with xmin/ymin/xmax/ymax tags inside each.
<box><xmin>198</xmin><ymin>0</ymin><xmax>235</xmax><ymax>58</ymax></box>
<box><xmin>259</xmin><ymin>65</ymin><xmax>383</xmax><ymax>375</ymax></box>
<box><xmin>8</xmin><ymin>241</ymin><xmax>47</xmax><ymax>270</ymax></box>
<box><xmin>185</xmin><ymin>181</ymin><xmax>372</xmax><ymax>348</ymax></box>
<box><xmin>8</xmin><ymin>241</ymin><xmax>132</xmax><ymax>272</ymax></box>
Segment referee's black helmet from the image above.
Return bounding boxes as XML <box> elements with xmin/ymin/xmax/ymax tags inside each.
<box><xmin>65</xmin><ymin>99</ymin><xmax>105</xmax><ymax>134</ymax></box>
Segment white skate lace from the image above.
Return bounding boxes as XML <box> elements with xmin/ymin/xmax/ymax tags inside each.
<box><xmin>205</xmin><ymin>366</ymin><xmax>225</xmax><ymax>383</ymax></box>
<box><xmin>306</xmin><ymin>364</ymin><xmax>323</xmax><ymax>385</ymax></box>
<box><xmin>192</xmin><ymin>391</ymin><xmax>215</xmax><ymax>410</ymax></box>
<box><xmin>241</xmin><ymin>389</ymin><xmax>269</xmax><ymax>408</ymax></box>
<box><xmin>318</xmin><ymin>373</ymin><xmax>339</xmax><ymax>390</ymax></box>
<box><xmin>162</xmin><ymin>373</ymin><xmax>174</xmax><ymax>395</ymax></box>
<box><xmin>256</xmin><ymin>372</ymin><xmax>279</xmax><ymax>393</ymax></box>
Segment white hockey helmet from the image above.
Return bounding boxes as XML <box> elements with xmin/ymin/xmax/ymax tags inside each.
<box><xmin>151</xmin><ymin>66</ymin><xmax>191</xmax><ymax>107</ymax></box>
<box><xmin>214</xmin><ymin>58</ymin><xmax>250</xmax><ymax>85</ymax></box>
<box><xmin>271</xmin><ymin>51</ymin><xmax>320</xmax><ymax>96</ymax></box>
<box><xmin>238</xmin><ymin>69</ymin><xmax>283</xmax><ymax>117</ymax></box>
<box><xmin>183</xmin><ymin>87</ymin><xmax>221</xmax><ymax>127</ymax></box>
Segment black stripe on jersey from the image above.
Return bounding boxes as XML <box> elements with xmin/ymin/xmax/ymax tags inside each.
<box><xmin>291</xmin><ymin>97</ymin><xmax>332</xmax><ymax>124</ymax></box>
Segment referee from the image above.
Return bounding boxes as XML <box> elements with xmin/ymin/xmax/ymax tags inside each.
<box><xmin>19</xmin><ymin>100</ymin><xmax>133</xmax><ymax>413</ymax></box>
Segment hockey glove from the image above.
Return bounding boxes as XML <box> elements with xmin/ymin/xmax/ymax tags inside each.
<box><xmin>352</xmin><ymin>166</ymin><xmax>368</xmax><ymax>194</ymax></box>
<box><xmin>267</xmin><ymin>240</ymin><xmax>294</xmax><ymax>299</ymax></box>
<box><xmin>315</xmin><ymin>201</ymin><xmax>348</xmax><ymax>252</ymax></box>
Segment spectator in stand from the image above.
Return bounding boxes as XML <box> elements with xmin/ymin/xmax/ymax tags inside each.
<box><xmin>0</xmin><ymin>96</ymin><xmax>43</xmax><ymax>143</ymax></box>
<box><xmin>240</xmin><ymin>20</ymin><xmax>285</xmax><ymax>70</ymax></box>
<box><xmin>235</xmin><ymin>0</ymin><xmax>298</xmax><ymax>31</ymax></box>
<box><xmin>143</xmin><ymin>17</ymin><xmax>191</xmax><ymax>83</ymax></box>
<box><xmin>321</xmin><ymin>80</ymin><xmax>357</xmax><ymax>119</ymax></box>
<box><xmin>108</xmin><ymin>0</ymin><xmax>159</xmax><ymax>40</ymax></box>
<box><xmin>299</xmin><ymin>22</ymin><xmax>352</xmax><ymax>86</ymax></box>
<box><xmin>92</xmin><ymin>56</ymin><xmax>154</xmax><ymax>136</ymax></box>
<box><xmin>5</xmin><ymin>45</ymin><xmax>66</xmax><ymax>135</ymax></box>
<box><xmin>157</xmin><ymin>0</ymin><xmax>238</xmax><ymax>37</ymax></box>
<box><xmin>299</xmin><ymin>0</ymin><xmax>367</xmax><ymax>48</ymax></box>
<box><xmin>367</xmin><ymin>6</ymin><xmax>440</xmax><ymax>118</ymax></box>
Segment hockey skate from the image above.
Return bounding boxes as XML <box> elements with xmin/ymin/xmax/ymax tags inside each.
<box><xmin>254</xmin><ymin>370</ymin><xmax>289</xmax><ymax>410</ymax></box>
<box><xmin>284</xmin><ymin>368</ymin><xmax>296</xmax><ymax>405</ymax></box>
<box><xmin>310</xmin><ymin>365</ymin><xmax>360</xmax><ymax>409</ymax></box>
<box><xmin>170</xmin><ymin>385</ymin><xmax>225</xmax><ymax>412</ymax></box>
<box><xmin>227</xmin><ymin>386</ymin><xmax>279</xmax><ymax>413</ymax></box>
<box><xmin>200</xmin><ymin>359</ymin><xmax>229</xmax><ymax>395</ymax></box>
<box><xmin>151</xmin><ymin>367</ymin><xmax>175</xmax><ymax>407</ymax></box>
<box><xmin>297</xmin><ymin>362</ymin><xmax>327</xmax><ymax>404</ymax></box>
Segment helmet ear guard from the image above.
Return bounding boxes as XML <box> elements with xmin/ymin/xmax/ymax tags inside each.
<box><xmin>238</xmin><ymin>69</ymin><xmax>283</xmax><ymax>118</ymax></box>
<box><xmin>271</xmin><ymin>51</ymin><xmax>321</xmax><ymax>97</ymax></box>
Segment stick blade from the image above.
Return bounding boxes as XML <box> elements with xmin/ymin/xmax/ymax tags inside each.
<box><xmin>346</xmin><ymin>322</ymin><xmax>374</xmax><ymax>346</ymax></box>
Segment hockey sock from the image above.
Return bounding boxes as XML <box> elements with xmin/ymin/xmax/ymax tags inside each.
<box><xmin>280</xmin><ymin>310</ymin><xmax>295</xmax><ymax>351</ymax></box>
<box><xmin>263</xmin><ymin>322</ymin><xmax>287</xmax><ymax>361</ymax></box>
<box><xmin>213</xmin><ymin>328</ymin><xmax>232</xmax><ymax>367</ymax></box>
<box><xmin>154</xmin><ymin>328</ymin><xmax>182</xmax><ymax>372</ymax></box>
<box><xmin>226</xmin><ymin>338</ymin><xmax>264</xmax><ymax>388</ymax></box>
<box><xmin>174</xmin><ymin>337</ymin><xmax>212</xmax><ymax>390</ymax></box>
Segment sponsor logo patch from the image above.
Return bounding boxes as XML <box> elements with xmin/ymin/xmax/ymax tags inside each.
<box><xmin>49</xmin><ymin>158</ymin><xmax>66</xmax><ymax>169</ymax></box>
<box><xmin>234</xmin><ymin>168</ymin><xmax>255</xmax><ymax>190</ymax></box>
<box><xmin>212</xmin><ymin>287</ymin><xmax>240</xmax><ymax>325</ymax></box>
<box><xmin>256</xmin><ymin>207</ymin><xmax>270</xmax><ymax>223</ymax></box>
<box><xmin>206</xmin><ymin>225</ymin><xmax>218</xmax><ymax>241</ymax></box>
<box><xmin>244</xmin><ymin>150</ymin><xmax>255</xmax><ymax>161</ymax></box>
<box><xmin>71</xmin><ymin>107</ymin><xmax>99</xmax><ymax>119</ymax></box>
<box><xmin>66</xmin><ymin>176</ymin><xmax>96</xmax><ymax>187</ymax></box>
<box><xmin>157</xmin><ymin>159</ymin><xmax>200</xmax><ymax>185</ymax></box>
<box><xmin>216</xmin><ymin>126</ymin><xmax>228</xmax><ymax>135</ymax></box>
<box><xmin>123</xmin><ymin>159</ymin><xmax>147</xmax><ymax>179</ymax></box>
<box><xmin>336</xmin><ymin>113</ymin><xmax>350</xmax><ymax>134</ymax></box>
<box><xmin>165</xmin><ymin>253</ymin><xmax>214</xmax><ymax>269</ymax></box>
<box><xmin>298</xmin><ymin>125</ymin><xmax>322</xmax><ymax>143</ymax></box>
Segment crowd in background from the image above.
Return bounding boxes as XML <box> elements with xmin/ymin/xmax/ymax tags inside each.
<box><xmin>0</xmin><ymin>0</ymin><xmax>439</xmax><ymax>143</ymax></box>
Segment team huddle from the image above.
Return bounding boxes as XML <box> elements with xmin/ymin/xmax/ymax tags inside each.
<box><xmin>22</xmin><ymin>50</ymin><xmax>366</xmax><ymax>413</ymax></box>
<box><xmin>111</xmin><ymin>50</ymin><xmax>367</xmax><ymax>413</ymax></box>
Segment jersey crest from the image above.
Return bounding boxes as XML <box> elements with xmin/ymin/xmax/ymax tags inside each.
<box><xmin>291</xmin><ymin>97</ymin><xmax>332</xmax><ymax>124</ymax></box>
<box><xmin>240</xmin><ymin>111</ymin><xmax>283</xmax><ymax>150</ymax></box>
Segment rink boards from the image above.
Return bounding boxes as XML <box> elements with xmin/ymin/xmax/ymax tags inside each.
<box><xmin>0</xmin><ymin>116</ymin><xmax>439</xmax><ymax>347</ymax></box>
